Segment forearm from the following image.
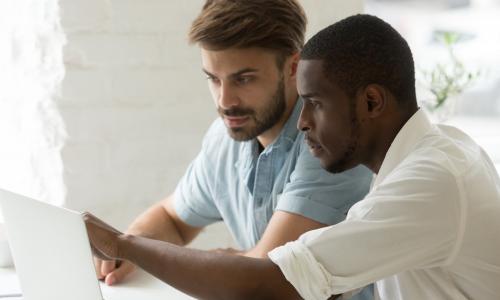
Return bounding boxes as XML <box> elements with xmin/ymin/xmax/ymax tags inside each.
<box><xmin>242</xmin><ymin>247</ymin><xmax>266</xmax><ymax>258</ymax></box>
<box><xmin>241</xmin><ymin>211</ymin><xmax>328</xmax><ymax>259</ymax></box>
<box><xmin>118</xmin><ymin>234</ymin><xmax>301</xmax><ymax>300</ymax></box>
<box><xmin>126</xmin><ymin>202</ymin><xmax>186</xmax><ymax>245</ymax></box>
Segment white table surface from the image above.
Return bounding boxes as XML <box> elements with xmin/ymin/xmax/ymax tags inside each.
<box><xmin>0</xmin><ymin>267</ymin><xmax>195</xmax><ymax>300</ymax></box>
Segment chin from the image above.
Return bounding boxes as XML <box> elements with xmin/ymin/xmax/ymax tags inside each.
<box><xmin>227</xmin><ymin>126</ymin><xmax>258</xmax><ymax>141</ymax></box>
<box><xmin>325</xmin><ymin>166</ymin><xmax>349</xmax><ymax>174</ymax></box>
<box><xmin>324</xmin><ymin>159</ymin><xmax>356</xmax><ymax>174</ymax></box>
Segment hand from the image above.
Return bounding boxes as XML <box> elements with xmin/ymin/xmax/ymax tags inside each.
<box><xmin>84</xmin><ymin>213</ymin><xmax>138</xmax><ymax>285</ymax></box>
<box><xmin>83</xmin><ymin>212</ymin><xmax>123</xmax><ymax>261</ymax></box>
<box><xmin>93</xmin><ymin>257</ymin><xmax>136</xmax><ymax>286</ymax></box>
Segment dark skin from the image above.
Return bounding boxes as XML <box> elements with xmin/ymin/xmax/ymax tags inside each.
<box><xmin>297</xmin><ymin>59</ymin><xmax>417</xmax><ymax>175</ymax></box>
<box><xmin>84</xmin><ymin>212</ymin><xmax>302</xmax><ymax>300</ymax></box>
<box><xmin>84</xmin><ymin>59</ymin><xmax>418</xmax><ymax>299</ymax></box>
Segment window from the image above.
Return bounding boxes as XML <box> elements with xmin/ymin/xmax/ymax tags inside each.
<box><xmin>366</xmin><ymin>0</ymin><xmax>500</xmax><ymax>169</ymax></box>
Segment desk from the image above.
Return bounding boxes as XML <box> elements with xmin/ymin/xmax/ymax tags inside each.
<box><xmin>0</xmin><ymin>267</ymin><xmax>195</xmax><ymax>299</ymax></box>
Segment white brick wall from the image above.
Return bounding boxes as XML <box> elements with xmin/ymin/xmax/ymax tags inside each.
<box><xmin>58</xmin><ymin>0</ymin><xmax>212</xmax><ymax>235</ymax></box>
<box><xmin>0</xmin><ymin>0</ymin><xmax>66</xmax><ymax>216</ymax></box>
<box><xmin>302</xmin><ymin>0</ymin><xmax>365</xmax><ymax>40</ymax></box>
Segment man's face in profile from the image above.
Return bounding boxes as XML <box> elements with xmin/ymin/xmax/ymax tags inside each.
<box><xmin>201</xmin><ymin>47</ymin><xmax>287</xmax><ymax>141</ymax></box>
<box><xmin>297</xmin><ymin>59</ymin><xmax>362</xmax><ymax>173</ymax></box>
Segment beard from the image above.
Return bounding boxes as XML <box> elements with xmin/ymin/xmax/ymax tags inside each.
<box><xmin>325</xmin><ymin>103</ymin><xmax>361</xmax><ymax>173</ymax></box>
<box><xmin>218</xmin><ymin>77</ymin><xmax>287</xmax><ymax>141</ymax></box>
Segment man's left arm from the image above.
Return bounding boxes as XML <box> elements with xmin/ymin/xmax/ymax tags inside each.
<box><xmin>84</xmin><ymin>213</ymin><xmax>308</xmax><ymax>300</ymax></box>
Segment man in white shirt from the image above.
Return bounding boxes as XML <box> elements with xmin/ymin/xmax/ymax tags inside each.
<box><xmin>84</xmin><ymin>14</ymin><xmax>500</xmax><ymax>299</ymax></box>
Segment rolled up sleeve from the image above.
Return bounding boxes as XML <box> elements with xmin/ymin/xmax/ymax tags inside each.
<box><xmin>269</xmin><ymin>237</ymin><xmax>337</xmax><ymax>300</ymax></box>
<box><xmin>269</xmin><ymin>162</ymin><xmax>461</xmax><ymax>298</ymax></box>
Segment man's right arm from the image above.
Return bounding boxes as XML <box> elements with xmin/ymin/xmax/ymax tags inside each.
<box><xmin>95</xmin><ymin>193</ymin><xmax>203</xmax><ymax>285</ymax></box>
<box><xmin>126</xmin><ymin>193</ymin><xmax>202</xmax><ymax>245</ymax></box>
<box><xmin>98</xmin><ymin>120</ymin><xmax>222</xmax><ymax>285</ymax></box>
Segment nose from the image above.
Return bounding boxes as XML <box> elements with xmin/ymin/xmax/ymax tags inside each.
<box><xmin>297</xmin><ymin>104</ymin><xmax>312</xmax><ymax>132</ymax></box>
<box><xmin>218</xmin><ymin>82</ymin><xmax>240</xmax><ymax>110</ymax></box>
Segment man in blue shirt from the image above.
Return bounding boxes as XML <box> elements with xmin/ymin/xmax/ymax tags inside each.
<box><xmin>94</xmin><ymin>1</ymin><xmax>372</xmax><ymax>297</ymax></box>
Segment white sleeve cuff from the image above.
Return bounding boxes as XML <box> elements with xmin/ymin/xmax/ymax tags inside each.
<box><xmin>268</xmin><ymin>240</ymin><xmax>336</xmax><ymax>300</ymax></box>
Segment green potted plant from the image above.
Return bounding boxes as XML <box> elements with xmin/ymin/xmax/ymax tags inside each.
<box><xmin>420</xmin><ymin>31</ymin><xmax>480</xmax><ymax>121</ymax></box>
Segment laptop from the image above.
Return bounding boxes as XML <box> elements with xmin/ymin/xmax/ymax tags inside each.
<box><xmin>0</xmin><ymin>188</ymin><xmax>105</xmax><ymax>300</ymax></box>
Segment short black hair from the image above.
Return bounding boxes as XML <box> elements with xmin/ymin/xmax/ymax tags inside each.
<box><xmin>301</xmin><ymin>14</ymin><xmax>416</xmax><ymax>107</ymax></box>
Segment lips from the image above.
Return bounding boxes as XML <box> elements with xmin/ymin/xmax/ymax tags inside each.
<box><xmin>306</xmin><ymin>136</ymin><xmax>323</xmax><ymax>156</ymax></box>
<box><xmin>305</xmin><ymin>136</ymin><xmax>323</xmax><ymax>156</ymax></box>
<box><xmin>224</xmin><ymin>115</ymin><xmax>249</xmax><ymax>128</ymax></box>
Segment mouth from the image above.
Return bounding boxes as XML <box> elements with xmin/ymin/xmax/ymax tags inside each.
<box><xmin>223</xmin><ymin>115</ymin><xmax>250</xmax><ymax>128</ymax></box>
<box><xmin>305</xmin><ymin>136</ymin><xmax>323</xmax><ymax>156</ymax></box>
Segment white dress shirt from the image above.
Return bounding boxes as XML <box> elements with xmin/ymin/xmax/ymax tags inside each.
<box><xmin>269</xmin><ymin>109</ymin><xmax>500</xmax><ymax>300</ymax></box>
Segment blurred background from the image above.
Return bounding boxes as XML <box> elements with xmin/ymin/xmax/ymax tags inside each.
<box><xmin>366</xmin><ymin>0</ymin><xmax>500</xmax><ymax>169</ymax></box>
<box><xmin>0</xmin><ymin>0</ymin><xmax>499</xmax><ymax>253</ymax></box>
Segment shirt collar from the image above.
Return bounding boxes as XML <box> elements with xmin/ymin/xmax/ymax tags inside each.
<box><xmin>236</xmin><ymin>98</ymin><xmax>302</xmax><ymax>175</ymax></box>
<box><xmin>372</xmin><ymin>108</ymin><xmax>434</xmax><ymax>188</ymax></box>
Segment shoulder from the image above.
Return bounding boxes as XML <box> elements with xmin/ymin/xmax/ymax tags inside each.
<box><xmin>198</xmin><ymin>119</ymin><xmax>251</xmax><ymax>172</ymax></box>
<box><xmin>200</xmin><ymin>119</ymin><xmax>234</xmax><ymax>155</ymax></box>
<box><xmin>202</xmin><ymin>118</ymin><xmax>227</xmax><ymax>146</ymax></box>
<box><xmin>373</xmin><ymin>130</ymin><xmax>471</xmax><ymax>205</ymax></box>
<box><xmin>407</xmin><ymin>125</ymin><xmax>483</xmax><ymax>177</ymax></box>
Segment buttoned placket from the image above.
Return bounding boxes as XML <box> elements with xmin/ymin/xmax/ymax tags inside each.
<box><xmin>239</xmin><ymin>99</ymin><xmax>303</xmax><ymax>240</ymax></box>
<box><xmin>251</xmin><ymin>147</ymin><xmax>275</xmax><ymax>235</ymax></box>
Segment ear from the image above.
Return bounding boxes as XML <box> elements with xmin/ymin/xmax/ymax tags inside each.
<box><xmin>287</xmin><ymin>52</ymin><xmax>300</xmax><ymax>79</ymax></box>
<box><xmin>360</xmin><ymin>84</ymin><xmax>386</xmax><ymax>118</ymax></box>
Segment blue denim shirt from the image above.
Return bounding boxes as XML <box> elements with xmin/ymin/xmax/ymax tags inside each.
<box><xmin>174</xmin><ymin>100</ymin><xmax>372</xmax><ymax>250</ymax></box>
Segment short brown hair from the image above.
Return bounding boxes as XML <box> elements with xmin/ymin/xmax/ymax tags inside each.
<box><xmin>189</xmin><ymin>0</ymin><xmax>307</xmax><ymax>66</ymax></box>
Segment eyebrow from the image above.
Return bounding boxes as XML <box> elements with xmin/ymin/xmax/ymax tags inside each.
<box><xmin>202</xmin><ymin>68</ymin><xmax>259</xmax><ymax>79</ymax></box>
<box><xmin>300</xmin><ymin>92</ymin><xmax>320</xmax><ymax>100</ymax></box>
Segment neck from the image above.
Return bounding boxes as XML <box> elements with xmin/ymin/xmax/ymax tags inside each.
<box><xmin>364</xmin><ymin>106</ymin><xmax>418</xmax><ymax>174</ymax></box>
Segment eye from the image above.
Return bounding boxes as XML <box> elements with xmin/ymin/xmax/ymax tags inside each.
<box><xmin>310</xmin><ymin>100</ymin><xmax>322</xmax><ymax>109</ymax></box>
<box><xmin>206</xmin><ymin>75</ymin><xmax>220</xmax><ymax>85</ymax></box>
<box><xmin>235</xmin><ymin>76</ymin><xmax>253</xmax><ymax>85</ymax></box>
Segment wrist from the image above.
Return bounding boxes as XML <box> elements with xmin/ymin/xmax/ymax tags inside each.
<box><xmin>117</xmin><ymin>233</ymin><xmax>135</xmax><ymax>260</ymax></box>
<box><xmin>125</xmin><ymin>226</ymin><xmax>155</xmax><ymax>239</ymax></box>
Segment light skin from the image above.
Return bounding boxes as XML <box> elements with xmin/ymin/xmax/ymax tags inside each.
<box><xmin>94</xmin><ymin>48</ymin><xmax>328</xmax><ymax>285</ymax></box>
<box><xmin>86</xmin><ymin>58</ymin><xmax>417</xmax><ymax>299</ymax></box>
